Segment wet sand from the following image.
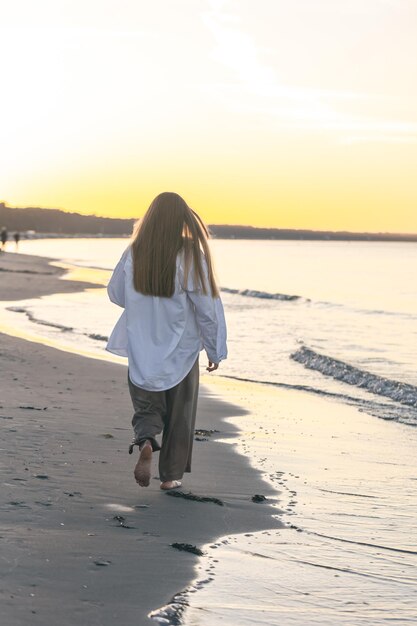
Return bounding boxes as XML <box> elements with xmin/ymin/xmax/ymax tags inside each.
<box><xmin>0</xmin><ymin>252</ymin><xmax>281</xmax><ymax>626</ymax></box>
<box><xmin>182</xmin><ymin>377</ymin><xmax>417</xmax><ymax>625</ymax></box>
<box><xmin>0</xmin><ymin>250</ymin><xmax>102</xmax><ymax>300</ymax></box>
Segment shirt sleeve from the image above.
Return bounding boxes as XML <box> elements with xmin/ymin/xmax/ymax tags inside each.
<box><xmin>185</xmin><ymin>259</ymin><xmax>228</xmax><ymax>364</ymax></box>
<box><xmin>107</xmin><ymin>247</ymin><xmax>130</xmax><ymax>308</ymax></box>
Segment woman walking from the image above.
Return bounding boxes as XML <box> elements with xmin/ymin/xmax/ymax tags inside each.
<box><xmin>106</xmin><ymin>192</ymin><xmax>227</xmax><ymax>490</ymax></box>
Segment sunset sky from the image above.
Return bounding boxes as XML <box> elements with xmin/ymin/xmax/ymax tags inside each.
<box><xmin>1</xmin><ymin>0</ymin><xmax>416</xmax><ymax>231</ymax></box>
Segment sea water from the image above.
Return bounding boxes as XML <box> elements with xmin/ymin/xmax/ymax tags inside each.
<box><xmin>3</xmin><ymin>238</ymin><xmax>417</xmax><ymax>625</ymax></box>
<box><xmin>6</xmin><ymin>238</ymin><xmax>417</xmax><ymax>426</ymax></box>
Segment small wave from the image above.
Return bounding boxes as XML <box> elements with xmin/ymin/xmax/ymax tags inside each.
<box><xmin>304</xmin><ymin>528</ymin><xmax>417</xmax><ymax>557</ymax></box>
<box><xmin>219</xmin><ymin>373</ymin><xmax>362</xmax><ymax>401</ymax></box>
<box><xmin>221</xmin><ymin>287</ymin><xmax>303</xmax><ymax>301</ymax></box>
<box><xmin>7</xmin><ymin>307</ymin><xmax>74</xmax><ymax>332</ymax></box>
<box><xmin>218</xmin><ymin>373</ymin><xmax>417</xmax><ymax>425</ymax></box>
<box><xmin>0</xmin><ymin>268</ymin><xmax>54</xmax><ymax>276</ymax></box>
<box><xmin>291</xmin><ymin>346</ymin><xmax>417</xmax><ymax>408</ymax></box>
<box><xmin>315</xmin><ymin>300</ymin><xmax>417</xmax><ymax>320</ymax></box>
<box><xmin>6</xmin><ymin>306</ymin><xmax>108</xmax><ymax>342</ymax></box>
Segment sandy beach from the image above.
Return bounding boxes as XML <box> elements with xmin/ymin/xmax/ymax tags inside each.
<box><xmin>0</xmin><ymin>250</ymin><xmax>103</xmax><ymax>300</ymax></box>
<box><xmin>2</xmin><ymin>250</ymin><xmax>417</xmax><ymax>626</ymax></box>
<box><xmin>0</xmin><ymin>251</ymin><xmax>280</xmax><ymax>626</ymax></box>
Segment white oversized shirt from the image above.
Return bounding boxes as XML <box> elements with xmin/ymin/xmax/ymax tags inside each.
<box><xmin>106</xmin><ymin>247</ymin><xmax>227</xmax><ymax>391</ymax></box>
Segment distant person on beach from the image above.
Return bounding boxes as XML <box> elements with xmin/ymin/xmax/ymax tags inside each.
<box><xmin>14</xmin><ymin>232</ymin><xmax>20</xmax><ymax>248</ymax></box>
<box><xmin>106</xmin><ymin>192</ymin><xmax>227</xmax><ymax>491</ymax></box>
<box><xmin>1</xmin><ymin>226</ymin><xmax>7</xmax><ymax>251</ymax></box>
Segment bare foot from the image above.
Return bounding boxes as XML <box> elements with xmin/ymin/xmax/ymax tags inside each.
<box><xmin>160</xmin><ymin>480</ymin><xmax>182</xmax><ymax>491</ymax></box>
<box><xmin>134</xmin><ymin>441</ymin><xmax>152</xmax><ymax>487</ymax></box>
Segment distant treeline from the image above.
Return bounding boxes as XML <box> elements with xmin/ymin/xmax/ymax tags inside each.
<box><xmin>1</xmin><ymin>202</ymin><xmax>416</xmax><ymax>241</ymax></box>
<box><xmin>0</xmin><ymin>203</ymin><xmax>133</xmax><ymax>235</ymax></box>
<box><xmin>209</xmin><ymin>225</ymin><xmax>417</xmax><ymax>241</ymax></box>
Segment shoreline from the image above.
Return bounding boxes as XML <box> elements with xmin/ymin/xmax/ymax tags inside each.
<box><xmin>3</xmin><ymin>251</ymin><xmax>416</xmax><ymax>624</ymax></box>
<box><xmin>0</xmin><ymin>252</ymin><xmax>281</xmax><ymax>626</ymax></box>
<box><xmin>180</xmin><ymin>372</ymin><xmax>417</xmax><ymax>624</ymax></box>
<box><xmin>0</xmin><ymin>250</ymin><xmax>102</xmax><ymax>300</ymax></box>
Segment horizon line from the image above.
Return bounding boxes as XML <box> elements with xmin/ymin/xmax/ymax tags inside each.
<box><xmin>1</xmin><ymin>201</ymin><xmax>416</xmax><ymax>237</ymax></box>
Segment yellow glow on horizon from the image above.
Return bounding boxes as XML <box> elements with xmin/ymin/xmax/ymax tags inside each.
<box><xmin>1</xmin><ymin>0</ymin><xmax>416</xmax><ymax>232</ymax></box>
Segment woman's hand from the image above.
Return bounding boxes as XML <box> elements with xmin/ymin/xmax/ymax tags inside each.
<box><xmin>206</xmin><ymin>361</ymin><xmax>219</xmax><ymax>372</ymax></box>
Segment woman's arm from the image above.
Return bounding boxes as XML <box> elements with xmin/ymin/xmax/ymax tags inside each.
<box><xmin>185</xmin><ymin>260</ymin><xmax>227</xmax><ymax>366</ymax></box>
<box><xmin>107</xmin><ymin>248</ymin><xmax>130</xmax><ymax>308</ymax></box>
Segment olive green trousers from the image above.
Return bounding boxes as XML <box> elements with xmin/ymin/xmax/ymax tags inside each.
<box><xmin>127</xmin><ymin>358</ymin><xmax>199</xmax><ymax>482</ymax></box>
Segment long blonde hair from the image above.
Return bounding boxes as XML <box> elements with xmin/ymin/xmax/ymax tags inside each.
<box><xmin>131</xmin><ymin>192</ymin><xmax>219</xmax><ymax>298</ymax></box>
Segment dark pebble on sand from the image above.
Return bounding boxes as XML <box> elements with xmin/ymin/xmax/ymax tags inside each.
<box><xmin>288</xmin><ymin>524</ymin><xmax>303</xmax><ymax>532</ymax></box>
<box><xmin>171</xmin><ymin>543</ymin><xmax>204</xmax><ymax>556</ymax></box>
<box><xmin>19</xmin><ymin>406</ymin><xmax>47</xmax><ymax>411</ymax></box>
<box><xmin>113</xmin><ymin>515</ymin><xmax>134</xmax><ymax>529</ymax></box>
<box><xmin>252</xmin><ymin>494</ymin><xmax>267</xmax><ymax>503</ymax></box>
<box><xmin>34</xmin><ymin>474</ymin><xmax>49</xmax><ymax>480</ymax></box>
<box><xmin>94</xmin><ymin>560</ymin><xmax>112</xmax><ymax>567</ymax></box>
<box><xmin>194</xmin><ymin>429</ymin><xmax>219</xmax><ymax>437</ymax></box>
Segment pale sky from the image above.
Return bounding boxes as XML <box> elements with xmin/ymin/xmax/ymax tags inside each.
<box><xmin>1</xmin><ymin>0</ymin><xmax>416</xmax><ymax>231</ymax></box>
